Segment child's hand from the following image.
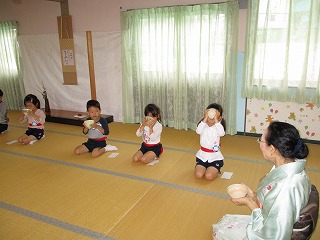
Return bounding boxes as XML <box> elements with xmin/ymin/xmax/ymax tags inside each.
<box><xmin>142</xmin><ymin>117</ymin><xmax>148</xmax><ymax>126</ymax></box>
<box><xmin>82</xmin><ymin>122</ymin><xmax>89</xmax><ymax>129</ymax></box>
<box><xmin>213</xmin><ymin>111</ymin><xmax>222</xmax><ymax>124</ymax></box>
<box><xmin>148</xmin><ymin>117</ymin><xmax>156</xmax><ymax>127</ymax></box>
<box><xmin>203</xmin><ymin>109</ymin><xmax>209</xmax><ymax>122</ymax></box>
<box><xmin>27</xmin><ymin>111</ymin><xmax>35</xmax><ymax>117</ymax></box>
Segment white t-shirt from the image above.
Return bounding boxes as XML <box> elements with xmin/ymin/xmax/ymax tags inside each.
<box><xmin>136</xmin><ymin>120</ymin><xmax>163</xmax><ymax>144</ymax></box>
<box><xmin>196</xmin><ymin>121</ymin><xmax>225</xmax><ymax>163</ymax></box>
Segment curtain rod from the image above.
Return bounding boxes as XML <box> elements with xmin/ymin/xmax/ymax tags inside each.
<box><xmin>120</xmin><ymin>0</ymin><xmax>237</xmax><ymax>12</ymax></box>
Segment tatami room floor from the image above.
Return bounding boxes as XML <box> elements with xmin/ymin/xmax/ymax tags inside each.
<box><xmin>0</xmin><ymin>110</ymin><xmax>319</xmax><ymax>240</ymax></box>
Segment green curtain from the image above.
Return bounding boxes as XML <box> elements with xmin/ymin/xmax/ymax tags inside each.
<box><xmin>242</xmin><ymin>0</ymin><xmax>320</xmax><ymax>104</ymax></box>
<box><xmin>0</xmin><ymin>21</ymin><xmax>25</xmax><ymax>110</ymax></box>
<box><xmin>121</xmin><ymin>2</ymin><xmax>239</xmax><ymax>134</ymax></box>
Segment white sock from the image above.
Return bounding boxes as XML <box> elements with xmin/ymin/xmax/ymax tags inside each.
<box><xmin>29</xmin><ymin>140</ymin><xmax>38</xmax><ymax>145</ymax></box>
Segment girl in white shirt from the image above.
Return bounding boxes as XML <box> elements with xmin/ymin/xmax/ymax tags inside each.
<box><xmin>133</xmin><ymin>104</ymin><xmax>163</xmax><ymax>164</ymax></box>
<box><xmin>195</xmin><ymin>103</ymin><xmax>226</xmax><ymax>180</ymax></box>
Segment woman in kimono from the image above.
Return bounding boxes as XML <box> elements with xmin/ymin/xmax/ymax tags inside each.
<box><xmin>230</xmin><ymin>121</ymin><xmax>311</xmax><ymax>239</ymax></box>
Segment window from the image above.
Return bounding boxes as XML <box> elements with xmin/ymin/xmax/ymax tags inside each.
<box><xmin>121</xmin><ymin>2</ymin><xmax>239</xmax><ymax>132</ymax></box>
<box><xmin>252</xmin><ymin>0</ymin><xmax>319</xmax><ymax>88</ymax></box>
<box><xmin>243</xmin><ymin>0</ymin><xmax>320</xmax><ymax>103</ymax></box>
<box><xmin>140</xmin><ymin>10</ymin><xmax>227</xmax><ymax>77</ymax></box>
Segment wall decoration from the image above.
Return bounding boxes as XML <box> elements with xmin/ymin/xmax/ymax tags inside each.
<box><xmin>246</xmin><ymin>98</ymin><xmax>320</xmax><ymax>141</ymax></box>
<box><xmin>57</xmin><ymin>15</ymin><xmax>77</xmax><ymax>85</ymax></box>
<box><xmin>62</xmin><ymin>49</ymin><xmax>74</xmax><ymax>66</ymax></box>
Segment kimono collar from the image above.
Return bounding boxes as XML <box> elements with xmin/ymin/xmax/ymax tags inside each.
<box><xmin>260</xmin><ymin>159</ymin><xmax>306</xmax><ymax>186</ymax></box>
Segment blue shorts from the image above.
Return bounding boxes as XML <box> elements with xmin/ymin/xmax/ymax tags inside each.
<box><xmin>83</xmin><ymin>139</ymin><xmax>107</xmax><ymax>152</ymax></box>
<box><xmin>0</xmin><ymin>124</ymin><xmax>8</xmax><ymax>133</ymax></box>
<box><xmin>25</xmin><ymin>128</ymin><xmax>44</xmax><ymax>140</ymax></box>
<box><xmin>196</xmin><ymin>157</ymin><xmax>224</xmax><ymax>173</ymax></box>
<box><xmin>139</xmin><ymin>142</ymin><xmax>163</xmax><ymax>157</ymax></box>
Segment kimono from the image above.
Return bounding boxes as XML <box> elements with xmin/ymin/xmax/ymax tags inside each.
<box><xmin>246</xmin><ymin>160</ymin><xmax>311</xmax><ymax>240</ymax></box>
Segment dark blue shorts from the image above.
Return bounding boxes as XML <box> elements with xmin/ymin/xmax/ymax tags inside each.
<box><xmin>83</xmin><ymin>139</ymin><xmax>107</xmax><ymax>152</ymax></box>
<box><xmin>139</xmin><ymin>142</ymin><xmax>163</xmax><ymax>157</ymax></box>
<box><xmin>25</xmin><ymin>128</ymin><xmax>44</xmax><ymax>140</ymax></box>
<box><xmin>0</xmin><ymin>124</ymin><xmax>8</xmax><ymax>133</ymax></box>
<box><xmin>196</xmin><ymin>158</ymin><xmax>224</xmax><ymax>173</ymax></box>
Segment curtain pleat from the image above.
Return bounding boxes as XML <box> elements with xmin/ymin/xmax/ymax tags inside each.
<box><xmin>121</xmin><ymin>2</ymin><xmax>239</xmax><ymax>134</ymax></box>
<box><xmin>242</xmin><ymin>0</ymin><xmax>320</xmax><ymax>104</ymax></box>
<box><xmin>0</xmin><ymin>21</ymin><xmax>25</xmax><ymax>110</ymax></box>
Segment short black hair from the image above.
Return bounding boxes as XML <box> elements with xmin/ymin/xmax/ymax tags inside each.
<box><xmin>0</xmin><ymin>89</ymin><xmax>3</xmax><ymax>96</ymax></box>
<box><xmin>86</xmin><ymin>100</ymin><xmax>101</xmax><ymax>110</ymax></box>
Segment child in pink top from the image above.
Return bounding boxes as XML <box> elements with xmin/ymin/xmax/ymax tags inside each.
<box><xmin>133</xmin><ymin>104</ymin><xmax>163</xmax><ymax>164</ymax></box>
<box><xmin>18</xmin><ymin>94</ymin><xmax>46</xmax><ymax>145</ymax></box>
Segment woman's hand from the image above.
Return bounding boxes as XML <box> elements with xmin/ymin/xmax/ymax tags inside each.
<box><xmin>228</xmin><ymin>183</ymin><xmax>259</xmax><ymax>211</ymax></box>
<box><xmin>229</xmin><ymin>196</ymin><xmax>251</xmax><ymax>206</ymax></box>
<box><xmin>241</xmin><ymin>184</ymin><xmax>256</xmax><ymax>199</ymax></box>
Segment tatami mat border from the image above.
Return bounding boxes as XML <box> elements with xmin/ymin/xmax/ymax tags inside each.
<box><xmin>0</xmin><ymin>201</ymin><xmax>113</xmax><ymax>240</ymax></box>
<box><xmin>7</xmin><ymin>126</ymin><xmax>320</xmax><ymax>173</ymax></box>
<box><xmin>0</xmin><ymin>149</ymin><xmax>228</xmax><ymax>199</ymax></box>
<box><xmin>1</xmin><ymin>125</ymin><xmax>320</xmax><ymax>239</ymax></box>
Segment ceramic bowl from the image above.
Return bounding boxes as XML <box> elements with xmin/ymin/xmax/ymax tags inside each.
<box><xmin>145</xmin><ymin>116</ymin><xmax>153</xmax><ymax>122</ymax></box>
<box><xmin>227</xmin><ymin>184</ymin><xmax>248</xmax><ymax>198</ymax></box>
<box><xmin>84</xmin><ymin>120</ymin><xmax>95</xmax><ymax>129</ymax></box>
<box><xmin>208</xmin><ymin>109</ymin><xmax>216</xmax><ymax>119</ymax></box>
<box><xmin>22</xmin><ymin>108</ymin><xmax>31</xmax><ymax>115</ymax></box>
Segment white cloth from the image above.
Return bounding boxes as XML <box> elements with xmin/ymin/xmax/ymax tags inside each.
<box><xmin>213</xmin><ymin>214</ymin><xmax>251</xmax><ymax>240</ymax></box>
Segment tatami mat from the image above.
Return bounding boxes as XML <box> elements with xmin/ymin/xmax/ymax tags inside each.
<box><xmin>1</xmin><ymin>111</ymin><xmax>319</xmax><ymax>239</ymax></box>
<box><xmin>0</xmin><ymin>208</ymin><xmax>95</xmax><ymax>240</ymax></box>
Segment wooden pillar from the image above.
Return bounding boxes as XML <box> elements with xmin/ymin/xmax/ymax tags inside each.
<box><xmin>86</xmin><ymin>31</ymin><xmax>97</xmax><ymax>100</ymax></box>
<box><xmin>60</xmin><ymin>0</ymin><xmax>69</xmax><ymax>15</ymax></box>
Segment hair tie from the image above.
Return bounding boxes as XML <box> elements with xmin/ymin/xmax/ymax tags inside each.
<box><xmin>293</xmin><ymin>138</ymin><xmax>303</xmax><ymax>154</ymax></box>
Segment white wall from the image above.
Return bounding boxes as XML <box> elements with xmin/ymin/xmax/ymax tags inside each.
<box><xmin>0</xmin><ymin>0</ymin><xmax>247</xmax><ymax>124</ymax></box>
